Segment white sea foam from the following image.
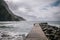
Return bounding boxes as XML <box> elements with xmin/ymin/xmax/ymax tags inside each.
<box><xmin>0</xmin><ymin>21</ymin><xmax>34</xmax><ymax>40</ymax></box>
<box><xmin>0</xmin><ymin>30</ymin><xmax>26</xmax><ymax>40</ymax></box>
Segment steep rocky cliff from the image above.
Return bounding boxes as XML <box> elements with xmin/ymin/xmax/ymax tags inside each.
<box><xmin>0</xmin><ymin>0</ymin><xmax>25</xmax><ymax>21</ymax></box>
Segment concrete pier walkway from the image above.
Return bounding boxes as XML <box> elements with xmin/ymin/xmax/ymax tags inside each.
<box><xmin>26</xmin><ymin>23</ymin><xmax>48</xmax><ymax>40</ymax></box>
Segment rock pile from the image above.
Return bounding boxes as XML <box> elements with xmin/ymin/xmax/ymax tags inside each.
<box><xmin>39</xmin><ymin>23</ymin><xmax>60</xmax><ymax>40</ymax></box>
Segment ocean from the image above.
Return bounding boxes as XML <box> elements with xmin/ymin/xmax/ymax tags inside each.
<box><xmin>0</xmin><ymin>21</ymin><xmax>34</xmax><ymax>40</ymax></box>
<box><xmin>47</xmin><ymin>21</ymin><xmax>60</xmax><ymax>28</ymax></box>
<box><xmin>0</xmin><ymin>21</ymin><xmax>34</xmax><ymax>35</ymax></box>
<box><xmin>0</xmin><ymin>21</ymin><xmax>60</xmax><ymax>40</ymax></box>
<box><xmin>0</xmin><ymin>21</ymin><xmax>60</xmax><ymax>33</ymax></box>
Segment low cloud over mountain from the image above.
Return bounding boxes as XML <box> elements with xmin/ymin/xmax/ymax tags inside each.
<box><xmin>5</xmin><ymin>0</ymin><xmax>60</xmax><ymax>21</ymax></box>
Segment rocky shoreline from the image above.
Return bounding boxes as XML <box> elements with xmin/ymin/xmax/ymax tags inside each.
<box><xmin>0</xmin><ymin>22</ymin><xmax>60</xmax><ymax>40</ymax></box>
<box><xmin>39</xmin><ymin>23</ymin><xmax>60</xmax><ymax>40</ymax></box>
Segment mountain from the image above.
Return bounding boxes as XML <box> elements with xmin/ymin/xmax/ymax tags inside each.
<box><xmin>0</xmin><ymin>0</ymin><xmax>25</xmax><ymax>21</ymax></box>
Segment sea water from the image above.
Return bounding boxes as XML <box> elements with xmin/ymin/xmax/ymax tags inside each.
<box><xmin>0</xmin><ymin>21</ymin><xmax>34</xmax><ymax>40</ymax></box>
<box><xmin>0</xmin><ymin>21</ymin><xmax>60</xmax><ymax>40</ymax></box>
<box><xmin>48</xmin><ymin>21</ymin><xmax>60</xmax><ymax>28</ymax></box>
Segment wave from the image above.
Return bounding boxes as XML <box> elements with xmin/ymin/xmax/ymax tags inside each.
<box><xmin>0</xmin><ymin>30</ymin><xmax>26</xmax><ymax>40</ymax></box>
<box><xmin>0</xmin><ymin>26</ymin><xmax>13</xmax><ymax>28</ymax></box>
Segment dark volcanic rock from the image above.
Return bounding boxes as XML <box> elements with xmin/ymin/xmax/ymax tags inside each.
<box><xmin>39</xmin><ymin>23</ymin><xmax>60</xmax><ymax>40</ymax></box>
<box><xmin>0</xmin><ymin>0</ymin><xmax>25</xmax><ymax>21</ymax></box>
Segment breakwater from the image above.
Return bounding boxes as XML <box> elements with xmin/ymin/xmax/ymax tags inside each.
<box><xmin>39</xmin><ymin>23</ymin><xmax>60</xmax><ymax>40</ymax></box>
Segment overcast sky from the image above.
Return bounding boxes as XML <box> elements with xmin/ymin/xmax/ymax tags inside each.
<box><xmin>5</xmin><ymin>0</ymin><xmax>60</xmax><ymax>21</ymax></box>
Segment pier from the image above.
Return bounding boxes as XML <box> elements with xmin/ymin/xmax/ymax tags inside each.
<box><xmin>26</xmin><ymin>23</ymin><xmax>48</xmax><ymax>40</ymax></box>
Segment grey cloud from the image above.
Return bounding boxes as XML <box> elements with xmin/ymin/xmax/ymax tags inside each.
<box><xmin>51</xmin><ymin>0</ymin><xmax>60</xmax><ymax>7</ymax></box>
<box><xmin>41</xmin><ymin>0</ymin><xmax>60</xmax><ymax>10</ymax></box>
<box><xmin>53</xmin><ymin>12</ymin><xmax>60</xmax><ymax>21</ymax></box>
<box><xmin>7</xmin><ymin>2</ymin><xmax>32</xmax><ymax>12</ymax></box>
<box><xmin>5</xmin><ymin>0</ymin><xmax>60</xmax><ymax>21</ymax></box>
<box><xmin>15</xmin><ymin>13</ymin><xmax>39</xmax><ymax>21</ymax></box>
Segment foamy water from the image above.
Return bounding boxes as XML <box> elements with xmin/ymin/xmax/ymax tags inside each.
<box><xmin>0</xmin><ymin>30</ymin><xmax>25</xmax><ymax>40</ymax></box>
<box><xmin>0</xmin><ymin>21</ymin><xmax>34</xmax><ymax>40</ymax></box>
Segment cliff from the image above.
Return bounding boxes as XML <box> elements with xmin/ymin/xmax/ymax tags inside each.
<box><xmin>0</xmin><ymin>0</ymin><xmax>25</xmax><ymax>21</ymax></box>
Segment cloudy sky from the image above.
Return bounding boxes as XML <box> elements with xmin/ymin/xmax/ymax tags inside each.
<box><xmin>5</xmin><ymin>0</ymin><xmax>60</xmax><ymax>21</ymax></box>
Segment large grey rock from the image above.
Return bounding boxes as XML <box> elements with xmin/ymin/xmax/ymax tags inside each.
<box><xmin>0</xmin><ymin>0</ymin><xmax>25</xmax><ymax>21</ymax></box>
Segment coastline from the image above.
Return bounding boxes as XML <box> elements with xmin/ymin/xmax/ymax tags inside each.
<box><xmin>0</xmin><ymin>22</ymin><xmax>60</xmax><ymax>40</ymax></box>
